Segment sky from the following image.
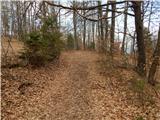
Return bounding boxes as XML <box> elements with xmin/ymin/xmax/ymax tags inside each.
<box><xmin>58</xmin><ymin>0</ymin><xmax>160</xmax><ymax>35</ymax></box>
<box><xmin>1</xmin><ymin>0</ymin><xmax>160</xmax><ymax>48</ymax></box>
<box><xmin>55</xmin><ymin>0</ymin><xmax>160</xmax><ymax>52</ymax></box>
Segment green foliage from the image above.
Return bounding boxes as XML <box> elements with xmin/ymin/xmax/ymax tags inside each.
<box><xmin>67</xmin><ymin>33</ymin><xmax>74</xmax><ymax>50</ymax></box>
<box><xmin>144</xmin><ymin>27</ymin><xmax>153</xmax><ymax>54</ymax></box>
<box><xmin>130</xmin><ymin>77</ymin><xmax>155</xmax><ymax>105</ymax></box>
<box><xmin>135</xmin><ymin>116</ymin><xmax>144</xmax><ymax>120</ymax></box>
<box><xmin>21</xmin><ymin>16</ymin><xmax>64</xmax><ymax>67</ymax></box>
<box><xmin>88</xmin><ymin>42</ymin><xmax>95</xmax><ymax>50</ymax></box>
<box><xmin>132</xmin><ymin>79</ymin><xmax>146</xmax><ymax>92</ymax></box>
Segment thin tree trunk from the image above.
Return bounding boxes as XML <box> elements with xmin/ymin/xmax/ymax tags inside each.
<box><xmin>92</xmin><ymin>21</ymin><xmax>95</xmax><ymax>49</ymax></box>
<box><xmin>110</xmin><ymin>1</ymin><xmax>116</xmax><ymax>57</ymax></box>
<box><xmin>88</xmin><ymin>25</ymin><xmax>90</xmax><ymax>48</ymax></box>
<box><xmin>121</xmin><ymin>1</ymin><xmax>128</xmax><ymax>54</ymax></box>
<box><xmin>42</xmin><ymin>1</ymin><xmax>46</xmax><ymax>17</ymax></box>
<box><xmin>98</xmin><ymin>1</ymin><xmax>104</xmax><ymax>52</ymax></box>
<box><xmin>97</xmin><ymin>1</ymin><xmax>101</xmax><ymax>52</ymax></box>
<box><xmin>105</xmin><ymin>3</ymin><xmax>109</xmax><ymax>52</ymax></box>
<box><xmin>148</xmin><ymin>25</ymin><xmax>160</xmax><ymax>85</ymax></box>
<box><xmin>58</xmin><ymin>1</ymin><xmax>61</xmax><ymax>31</ymax></box>
<box><xmin>148</xmin><ymin>0</ymin><xmax>153</xmax><ymax>32</ymax></box>
<box><xmin>83</xmin><ymin>1</ymin><xmax>86</xmax><ymax>50</ymax></box>
<box><xmin>73</xmin><ymin>1</ymin><xmax>78</xmax><ymax>50</ymax></box>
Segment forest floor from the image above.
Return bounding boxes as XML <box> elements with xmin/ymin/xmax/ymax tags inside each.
<box><xmin>2</xmin><ymin>51</ymin><xmax>160</xmax><ymax>120</ymax></box>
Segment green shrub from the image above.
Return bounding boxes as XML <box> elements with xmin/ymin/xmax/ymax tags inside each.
<box><xmin>136</xmin><ymin>116</ymin><xmax>144</xmax><ymax>120</ymax></box>
<box><xmin>88</xmin><ymin>42</ymin><xmax>95</xmax><ymax>50</ymax></box>
<box><xmin>130</xmin><ymin>77</ymin><xmax>155</xmax><ymax>105</ymax></box>
<box><xmin>20</xmin><ymin>16</ymin><xmax>64</xmax><ymax>67</ymax></box>
<box><xmin>132</xmin><ymin>79</ymin><xmax>146</xmax><ymax>93</ymax></box>
<box><xmin>66</xmin><ymin>33</ymin><xmax>74</xmax><ymax>50</ymax></box>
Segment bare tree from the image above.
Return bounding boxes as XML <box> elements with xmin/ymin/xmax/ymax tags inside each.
<box><xmin>73</xmin><ymin>1</ymin><xmax>78</xmax><ymax>50</ymax></box>
<box><xmin>148</xmin><ymin>25</ymin><xmax>160</xmax><ymax>85</ymax></box>
<box><xmin>92</xmin><ymin>21</ymin><xmax>95</xmax><ymax>49</ymax></box>
<box><xmin>132</xmin><ymin>1</ymin><xmax>146</xmax><ymax>76</ymax></box>
<box><xmin>121</xmin><ymin>1</ymin><xmax>128</xmax><ymax>54</ymax></box>
<box><xmin>148</xmin><ymin>0</ymin><xmax>153</xmax><ymax>31</ymax></box>
<box><xmin>110</xmin><ymin>1</ymin><xmax>116</xmax><ymax>57</ymax></box>
<box><xmin>105</xmin><ymin>2</ymin><xmax>109</xmax><ymax>52</ymax></box>
<box><xmin>83</xmin><ymin>1</ymin><xmax>86</xmax><ymax>50</ymax></box>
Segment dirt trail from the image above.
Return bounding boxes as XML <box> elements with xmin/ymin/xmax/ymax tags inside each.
<box><xmin>2</xmin><ymin>51</ymin><xmax>160</xmax><ymax>120</ymax></box>
<box><xmin>21</xmin><ymin>51</ymin><xmax>109</xmax><ymax>120</ymax></box>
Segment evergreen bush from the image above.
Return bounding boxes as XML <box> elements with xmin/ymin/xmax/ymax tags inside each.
<box><xmin>20</xmin><ymin>16</ymin><xmax>64</xmax><ymax>67</ymax></box>
<box><xmin>67</xmin><ymin>33</ymin><xmax>74</xmax><ymax>50</ymax></box>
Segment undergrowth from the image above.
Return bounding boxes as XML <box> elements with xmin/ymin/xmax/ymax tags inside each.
<box><xmin>99</xmin><ymin>54</ymin><xmax>158</xmax><ymax>106</ymax></box>
<box><xmin>20</xmin><ymin>16</ymin><xmax>64</xmax><ymax>67</ymax></box>
<box><xmin>129</xmin><ymin>77</ymin><xmax>156</xmax><ymax>106</ymax></box>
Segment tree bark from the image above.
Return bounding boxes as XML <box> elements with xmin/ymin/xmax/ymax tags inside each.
<box><xmin>92</xmin><ymin>21</ymin><xmax>95</xmax><ymax>49</ymax></box>
<box><xmin>105</xmin><ymin>3</ymin><xmax>109</xmax><ymax>40</ymax></box>
<box><xmin>73</xmin><ymin>1</ymin><xmax>78</xmax><ymax>50</ymax></box>
<box><xmin>148</xmin><ymin>25</ymin><xmax>160</xmax><ymax>85</ymax></box>
<box><xmin>132</xmin><ymin>1</ymin><xmax>146</xmax><ymax>76</ymax></box>
<box><xmin>83</xmin><ymin>1</ymin><xmax>86</xmax><ymax>50</ymax></box>
<box><xmin>121</xmin><ymin>1</ymin><xmax>128</xmax><ymax>54</ymax></box>
<box><xmin>98</xmin><ymin>1</ymin><xmax>104</xmax><ymax>52</ymax></box>
<box><xmin>110</xmin><ymin>1</ymin><xmax>116</xmax><ymax>57</ymax></box>
<box><xmin>148</xmin><ymin>0</ymin><xmax>153</xmax><ymax>32</ymax></box>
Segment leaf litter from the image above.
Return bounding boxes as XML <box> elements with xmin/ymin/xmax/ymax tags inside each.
<box><xmin>1</xmin><ymin>51</ymin><xmax>160</xmax><ymax>120</ymax></box>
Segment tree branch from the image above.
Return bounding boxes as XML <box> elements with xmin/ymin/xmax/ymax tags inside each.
<box><xmin>44</xmin><ymin>1</ymin><xmax>127</xmax><ymax>10</ymax></box>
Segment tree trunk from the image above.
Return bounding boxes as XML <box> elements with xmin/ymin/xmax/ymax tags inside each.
<box><xmin>42</xmin><ymin>1</ymin><xmax>46</xmax><ymax>17</ymax></box>
<box><xmin>98</xmin><ymin>1</ymin><xmax>104</xmax><ymax>52</ymax></box>
<box><xmin>88</xmin><ymin>24</ymin><xmax>90</xmax><ymax>48</ymax></box>
<box><xmin>105</xmin><ymin>3</ymin><xmax>109</xmax><ymax>40</ymax></box>
<box><xmin>73</xmin><ymin>1</ymin><xmax>78</xmax><ymax>50</ymax></box>
<box><xmin>17</xmin><ymin>1</ymin><xmax>22</xmax><ymax>39</ymax></box>
<box><xmin>92</xmin><ymin>21</ymin><xmax>95</xmax><ymax>49</ymax></box>
<box><xmin>59</xmin><ymin>1</ymin><xmax>61</xmax><ymax>29</ymax></box>
<box><xmin>110</xmin><ymin>1</ymin><xmax>116</xmax><ymax>57</ymax></box>
<box><xmin>83</xmin><ymin>1</ymin><xmax>86</xmax><ymax>50</ymax></box>
<box><xmin>105</xmin><ymin>3</ymin><xmax>109</xmax><ymax>52</ymax></box>
<box><xmin>121</xmin><ymin>1</ymin><xmax>128</xmax><ymax>54</ymax></box>
<box><xmin>148</xmin><ymin>25</ymin><xmax>160</xmax><ymax>85</ymax></box>
<box><xmin>132</xmin><ymin>1</ymin><xmax>146</xmax><ymax>76</ymax></box>
<box><xmin>97</xmin><ymin>1</ymin><xmax>101</xmax><ymax>52</ymax></box>
<box><xmin>148</xmin><ymin>0</ymin><xmax>153</xmax><ymax>32</ymax></box>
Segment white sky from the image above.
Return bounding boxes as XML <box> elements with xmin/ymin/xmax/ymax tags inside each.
<box><xmin>56</xmin><ymin>0</ymin><xmax>160</xmax><ymax>52</ymax></box>
<box><xmin>58</xmin><ymin>0</ymin><xmax>160</xmax><ymax>35</ymax></box>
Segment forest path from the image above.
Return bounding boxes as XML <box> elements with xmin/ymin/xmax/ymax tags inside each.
<box><xmin>23</xmin><ymin>51</ymin><xmax>112</xmax><ymax>120</ymax></box>
<box><xmin>3</xmin><ymin>51</ymin><xmax>160</xmax><ymax>120</ymax></box>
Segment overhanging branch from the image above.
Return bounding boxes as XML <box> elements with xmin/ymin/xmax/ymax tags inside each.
<box><xmin>44</xmin><ymin>1</ymin><xmax>127</xmax><ymax>10</ymax></box>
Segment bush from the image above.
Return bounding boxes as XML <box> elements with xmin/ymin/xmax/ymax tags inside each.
<box><xmin>130</xmin><ymin>77</ymin><xmax>155</xmax><ymax>105</ymax></box>
<box><xmin>88</xmin><ymin>42</ymin><xmax>95</xmax><ymax>50</ymax></box>
<box><xmin>66</xmin><ymin>33</ymin><xmax>74</xmax><ymax>50</ymax></box>
<box><xmin>136</xmin><ymin>116</ymin><xmax>144</xmax><ymax>120</ymax></box>
<box><xmin>20</xmin><ymin>16</ymin><xmax>64</xmax><ymax>67</ymax></box>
